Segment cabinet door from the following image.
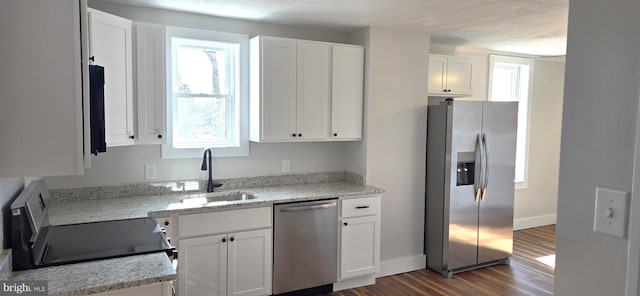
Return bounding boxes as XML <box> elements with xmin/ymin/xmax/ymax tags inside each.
<box><xmin>227</xmin><ymin>229</ymin><xmax>272</xmax><ymax>296</ymax></box>
<box><xmin>261</xmin><ymin>37</ymin><xmax>297</xmax><ymax>141</ymax></box>
<box><xmin>89</xmin><ymin>9</ymin><xmax>134</xmax><ymax>147</ymax></box>
<box><xmin>331</xmin><ymin>46</ymin><xmax>364</xmax><ymax>140</ymax></box>
<box><xmin>428</xmin><ymin>55</ymin><xmax>447</xmax><ymax>95</ymax></box>
<box><xmin>0</xmin><ymin>0</ymin><xmax>88</xmax><ymax>177</ymax></box>
<box><xmin>446</xmin><ymin>57</ymin><xmax>473</xmax><ymax>96</ymax></box>
<box><xmin>134</xmin><ymin>22</ymin><xmax>166</xmax><ymax>144</ymax></box>
<box><xmin>296</xmin><ymin>41</ymin><xmax>330</xmax><ymax>140</ymax></box>
<box><xmin>340</xmin><ymin>216</ymin><xmax>380</xmax><ymax>279</ymax></box>
<box><xmin>179</xmin><ymin>235</ymin><xmax>228</xmax><ymax>296</ymax></box>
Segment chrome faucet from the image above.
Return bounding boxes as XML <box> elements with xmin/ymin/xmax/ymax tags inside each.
<box><xmin>201</xmin><ymin>148</ymin><xmax>223</xmax><ymax>192</ymax></box>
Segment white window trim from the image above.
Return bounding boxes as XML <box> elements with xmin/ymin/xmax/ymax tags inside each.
<box><xmin>162</xmin><ymin>26</ymin><xmax>249</xmax><ymax>159</ymax></box>
<box><xmin>488</xmin><ymin>55</ymin><xmax>534</xmax><ymax>190</ymax></box>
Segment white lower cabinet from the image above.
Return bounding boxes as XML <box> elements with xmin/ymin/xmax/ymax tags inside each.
<box><xmin>177</xmin><ymin>208</ymin><xmax>272</xmax><ymax>296</ymax></box>
<box><xmin>227</xmin><ymin>229</ymin><xmax>272</xmax><ymax>296</ymax></box>
<box><xmin>179</xmin><ymin>234</ymin><xmax>227</xmax><ymax>296</ymax></box>
<box><xmin>339</xmin><ymin>195</ymin><xmax>381</xmax><ymax>280</ymax></box>
<box><xmin>341</xmin><ymin>216</ymin><xmax>379</xmax><ymax>279</ymax></box>
<box><xmin>179</xmin><ymin>229</ymin><xmax>271</xmax><ymax>296</ymax></box>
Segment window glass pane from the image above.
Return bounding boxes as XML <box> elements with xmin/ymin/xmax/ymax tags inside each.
<box><xmin>169</xmin><ymin>36</ymin><xmax>239</xmax><ymax>150</ymax></box>
<box><xmin>173</xmin><ymin>96</ymin><xmax>228</xmax><ymax>148</ymax></box>
<box><xmin>175</xmin><ymin>44</ymin><xmax>229</xmax><ymax>95</ymax></box>
<box><xmin>491</xmin><ymin>64</ymin><xmax>519</xmax><ymax>101</ymax></box>
<box><xmin>489</xmin><ymin>58</ymin><xmax>532</xmax><ymax>185</ymax></box>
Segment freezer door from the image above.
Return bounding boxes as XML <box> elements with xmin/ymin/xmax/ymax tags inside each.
<box><xmin>477</xmin><ymin>102</ymin><xmax>517</xmax><ymax>264</ymax></box>
<box><xmin>446</xmin><ymin>101</ymin><xmax>483</xmax><ymax>270</ymax></box>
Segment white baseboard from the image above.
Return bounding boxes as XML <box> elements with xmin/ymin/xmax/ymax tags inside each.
<box><xmin>514</xmin><ymin>213</ymin><xmax>556</xmax><ymax>230</ymax></box>
<box><xmin>333</xmin><ymin>275</ymin><xmax>376</xmax><ymax>291</ymax></box>
<box><xmin>377</xmin><ymin>254</ymin><xmax>426</xmax><ymax>278</ymax></box>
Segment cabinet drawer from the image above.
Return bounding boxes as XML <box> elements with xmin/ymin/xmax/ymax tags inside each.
<box><xmin>178</xmin><ymin>207</ymin><xmax>271</xmax><ymax>238</ymax></box>
<box><xmin>341</xmin><ymin>195</ymin><xmax>380</xmax><ymax>218</ymax></box>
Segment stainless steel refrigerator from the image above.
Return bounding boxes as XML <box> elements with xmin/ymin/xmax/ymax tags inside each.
<box><xmin>425</xmin><ymin>100</ymin><xmax>517</xmax><ymax>278</ymax></box>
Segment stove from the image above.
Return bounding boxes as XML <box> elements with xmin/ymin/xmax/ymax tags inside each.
<box><xmin>11</xmin><ymin>180</ymin><xmax>172</xmax><ymax>271</ymax></box>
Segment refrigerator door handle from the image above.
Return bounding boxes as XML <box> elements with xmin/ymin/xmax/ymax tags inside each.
<box><xmin>481</xmin><ymin>133</ymin><xmax>489</xmax><ymax>201</ymax></box>
<box><xmin>474</xmin><ymin>134</ymin><xmax>483</xmax><ymax>203</ymax></box>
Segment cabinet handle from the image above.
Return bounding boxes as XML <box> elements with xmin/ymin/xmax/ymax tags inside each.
<box><xmin>333</xmin><ymin>133</ymin><xmax>338</xmax><ymax>137</ymax></box>
<box><xmin>222</xmin><ymin>238</ymin><xmax>226</xmax><ymax>243</ymax></box>
<box><xmin>129</xmin><ymin>135</ymin><xmax>135</xmax><ymax>139</ymax></box>
<box><xmin>292</xmin><ymin>133</ymin><xmax>297</xmax><ymax>137</ymax></box>
<box><xmin>298</xmin><ymin>133</ymin><xmax>302</xmax><ymax>137</ymax></box>
<box><xmin>158</xmin><ymin>134</ymin><xmax>163</xmax><ymax>139</ymax></box>
<box><xmin>356</xmin><ymin>205</ymin><xmax>370</xmax><ymax>209</ymax></box>
<box><xmin>343</xmin><ymin>222</ymin><xmax>348</xmax><ymax>226</ymax></box>
<box><xmin>230</xmin><ymin>237</ymin><xmax>235</xmax><ymax>242</ymax></box>
<box><xmin>89</xmin><ymin>56</ymin><xmax>95</xmax><ymax>62</ymax></box>
<box><xmin>164</xmin><ymin>221</ymin><xmax>170</xmax><ymax>226</ymax></box>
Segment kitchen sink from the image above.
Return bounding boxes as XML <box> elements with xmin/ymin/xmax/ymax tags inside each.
<box><xmin>180</xmin><ymin>192</ymin><xmax>257</xmax><ymax>206</ymax></box>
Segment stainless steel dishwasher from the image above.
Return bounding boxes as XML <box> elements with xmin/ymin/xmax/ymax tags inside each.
<box><xmin>273</xmin><ymin>198</ymin><xmax>338</xmax><ymax>295</ymax></box>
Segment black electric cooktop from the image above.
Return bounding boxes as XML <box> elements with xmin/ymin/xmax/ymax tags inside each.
<box><xmin>37</xmin><ymin>217</ymin><xmax>171</xmax><ymax>266</ymax></box>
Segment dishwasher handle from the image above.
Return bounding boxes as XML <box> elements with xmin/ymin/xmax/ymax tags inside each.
<box><xmin>279</xmin><ymin>201</ymin><xmax>337</xmax><ymax>212</ymax></box>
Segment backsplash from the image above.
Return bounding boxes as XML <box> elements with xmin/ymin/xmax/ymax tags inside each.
<box><xmin>50</xmin><ymin>171</ymin><xmax>365</xmax><ymax>202</ymax></box>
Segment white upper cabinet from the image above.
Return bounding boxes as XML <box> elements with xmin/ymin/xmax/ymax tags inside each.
<box><xmin>250</xmin><ymin>36</ymin><xmax>364</xmax><ymax>142</ymax></box>
<box><xmin>134</xmin><ymin>22</ymin><xmax>166</xmax><ymax>145</ymax></box>
<box><xmin>89</xmin><ymin>9</ymin><xmax>135</xmax><ymax>147</ymax></box>
<box><xmin>428</xmin><ymin>54</ymin><xmax>473</xmax><ymax>97</ymax></box>
<box><xmin>251</xmin><ymin>37</ymin><xmax>297</xmax><ymax>141</ymax></box>
<box><xmin>0</xmin><ymin>0</ymin><xmax>89</xmax><ymax>177</ymax></box>
<box><xmin>296</xmin><ymin>41</ymin><xmax>330</xmax><ymax>140</ymax></box>
<box><xmin>331</xmin><ymin>45</ymin><xmax>364</xmax><ymax>140</ymax></box>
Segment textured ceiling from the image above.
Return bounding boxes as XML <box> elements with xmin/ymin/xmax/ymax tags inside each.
<box><xmin>101</xmin><ymin>0</ymin><xmax>569</xmax><ymax>56</ymax></box>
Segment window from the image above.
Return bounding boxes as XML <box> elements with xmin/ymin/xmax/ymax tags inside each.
<box><xmin>488</xmin><ymin>55</ymin><xmax>534</xmax><ymax>188</ymax></box>
<box><xmin>163</xmin><ymin>27</ymin><xmax>249</xmax><ymax>158</ymax></box>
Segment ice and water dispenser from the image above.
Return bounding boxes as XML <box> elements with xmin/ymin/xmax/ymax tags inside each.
<box><xmin>456</xmin><ymin>152</ymin><xmax>475</xmax><ymax>186</ymax></box>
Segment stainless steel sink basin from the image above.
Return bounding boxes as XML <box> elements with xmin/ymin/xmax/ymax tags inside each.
<box><xmin>180</xmin><ymin>193</ymin><xmax>257</xmax><ymax>205</ymax></box>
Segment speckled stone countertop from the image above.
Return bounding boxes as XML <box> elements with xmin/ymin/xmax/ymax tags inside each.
<box><xmin>2</xmin><ymin>252</ymin><xmax>175</xmax><ymax>296</ymax></box>
<box><xmin>49</xmin><ymin>181</ymin><xmax>384</xmax><ymax>224</ymax></box>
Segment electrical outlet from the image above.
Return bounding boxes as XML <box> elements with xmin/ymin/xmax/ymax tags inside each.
<box><xmin>282</xmin><ymin>160</ymin><xmax>291</xmax><ymax>173</ymax></box>
<box><xmin>145</xmin><ymin>165</ymin><xmax>157</xmax><ymax>180</ymax></box>
<box><xmin>594</xmin><ymin>187</ymin><xmax>629</xmax><ymax>238</ymax></box>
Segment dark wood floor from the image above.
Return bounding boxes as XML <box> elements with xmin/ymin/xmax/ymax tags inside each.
<box><xmin>329</xmin><ymin>225</ymin><xmax>556</xmax><ymax>296</ymax></box>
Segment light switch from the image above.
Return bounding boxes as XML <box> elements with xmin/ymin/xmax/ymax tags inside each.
<box><xmin>594</xmin><ymin>187</ymin><xmax>629</xmax><ymax>238</ymax></box>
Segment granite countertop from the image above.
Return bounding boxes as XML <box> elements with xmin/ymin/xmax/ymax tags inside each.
<box><xmin>6</xmin><ymin>175</ymin><xmax>382</xmax><ymax>296</ymax></box>
<box><xmin>49</xmin><ymin>181</ymin><xmax>384</xmax><ymax>224</ymax></box>
<box><xmin>3</xmin><ymin>252</ymin><xmax>175</xmax><ymax>296</ymax></box>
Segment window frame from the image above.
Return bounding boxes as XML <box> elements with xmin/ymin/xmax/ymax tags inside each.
<box><xmin>162</xmin><ymin>26</ymin><xmax>249</xmax><ymax>159</ymax></box>
<box><xmin>488</xmin><ymin>55</ymin><xmax>534</xmax><ymax>190</ymax></box>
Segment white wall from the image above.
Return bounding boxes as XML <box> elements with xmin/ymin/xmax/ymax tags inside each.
<box><xmin>514</xmin><ymin>60</ymin><xmax>564</xmax><ymax>229</ymax></box>
<box><xmin>45</xmin><ymin>1</ymin><xmax>354</xmax><ymax>189</ymax></box>
<box><xmin>45</xmin><ymin>142</ymin><xmax>348</xmax><ymax>188</ymax></box>
<box><xmin>555</xmin><ymin>0</ymin><xmax>640</xmax><ymax>294</ymax></box>
<box><xmin>348</xmin><ymin>27</ymin><xmax>429</xmax><ymax>273</ymax></box>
